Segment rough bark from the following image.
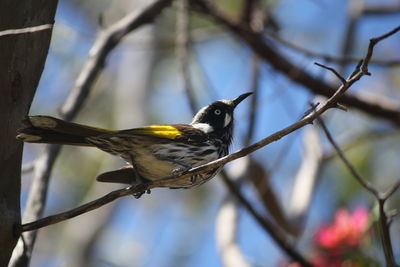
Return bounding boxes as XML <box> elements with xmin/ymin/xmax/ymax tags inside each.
<box><xmin>0</xmin><ymin>1</ymin><xmax>58</xmax><ymax>266</ymax></box>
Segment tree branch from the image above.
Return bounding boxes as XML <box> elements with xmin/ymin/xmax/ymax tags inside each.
<box><xmin>314</xmin><ymin>62</ymin><xmax>346</xmax><ymax>85</ymax></box>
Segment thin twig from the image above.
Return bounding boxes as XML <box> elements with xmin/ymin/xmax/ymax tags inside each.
<box><xmin>317</xmin><ymin>119</ymin><xmax>379</xmax><ymax>197</ymax></box>
<box><xmin>314</xmin><ymin>62</ymin><xmax>347</xmax><ymax>85</ymax></box>
<box><xmin>362</xmin><ymin>25</ymin><xmax>400</xmax><ymax>74</ymax></box>
<box><xmin>381</xmin><ymin>180</ymin><xmax>400</xmax><ymax>201</ymax></box>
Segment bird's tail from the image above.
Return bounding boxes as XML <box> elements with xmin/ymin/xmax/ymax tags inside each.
<box><xmin>16</xmin><ymin>116</ymin><xmax>114</xmax><ymax>146</ymax></box>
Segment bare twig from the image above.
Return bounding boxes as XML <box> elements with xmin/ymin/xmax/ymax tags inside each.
<box><xmin>362</xmin><ymin>26</ymin><xmax>400</xmax><ymax>74</ymax></box>
<box><xmin>322</xmin><ymin>128</ymin><xmax>396</xmax><ymax>162</ymax></box>
<box><xmin>314</xmin><ymin>62</ymin><xmax>346</xmax><ymax>85</ymax></box>
<box><xmin>317</xmin><ymin>119</ymin><xmax>379</xmax><ymax>197</ymax></box>
<box><xmin>382</xmin><ymin>180</ymin><xmax>400</xmax><ymax>200</ymax></box>
<box><xmin>191</xmin><ymin>0</ymin><xmax>400</xmax><ymax>126</ymax></box>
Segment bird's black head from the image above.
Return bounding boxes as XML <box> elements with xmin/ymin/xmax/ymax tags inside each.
<box><xmin>191</xmin><ymin>93</ymin><xmax>252</xmax><ymax>143</ymax></box>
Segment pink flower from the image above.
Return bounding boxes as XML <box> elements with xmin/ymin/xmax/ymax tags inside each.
<box><xmin>316</xmin><ymin>207</ymin><xmax>369</xmax><ymax>250</ymax></box>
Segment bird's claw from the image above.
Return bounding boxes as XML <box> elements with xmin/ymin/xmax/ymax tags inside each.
<box><xmin>132</xmin><ymin>189</ymin><xmax>151</xmax><ymax>199</ymax></box>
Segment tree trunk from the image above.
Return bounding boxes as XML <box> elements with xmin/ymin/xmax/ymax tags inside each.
<box><xmin>0</xmin><ymin>1</ymin><xmax>58</xmax><ymax>266</ymax></box>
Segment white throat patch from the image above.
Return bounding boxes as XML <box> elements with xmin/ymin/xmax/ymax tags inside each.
<box><xmin>224</xmin><ymin>113</ymin><xmax>232</xmax><ymax>127</ymax></box>
<box><xmin>192</xmin><ymin>123</ymin><xmax>214</xmax><ymax>133</ymax></box>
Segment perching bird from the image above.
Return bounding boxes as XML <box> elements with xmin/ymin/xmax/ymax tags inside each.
<box><xmin>17</xmin><ymin>93</ymin><xmax>252</xmax><ymax>191</ymax></box>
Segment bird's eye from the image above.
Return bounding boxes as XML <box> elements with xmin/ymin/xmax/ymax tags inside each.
<box><xmin>214</xmin><ymin>109</ymin><xmax>221</xmax><ymax>115</ymax></box>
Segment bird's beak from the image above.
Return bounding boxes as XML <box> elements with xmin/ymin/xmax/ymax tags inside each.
<box><xmin>231</xmin><ymin>92</ymin><xmax>253</xmax><ymax>108</ymax></box>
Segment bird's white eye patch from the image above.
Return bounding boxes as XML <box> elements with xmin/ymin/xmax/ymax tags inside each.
<box><xmin>224</xmin><ymin>113</ymin><xmax>232</xmax><ymax>127</ymax></box>
<box><xmin>214</xmin><ymin>109</ymin><xmax>221</xmax><ymax>115</ymax></box>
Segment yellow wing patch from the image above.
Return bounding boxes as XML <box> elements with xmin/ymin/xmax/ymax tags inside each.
<box><xmin>126</xmin><ymin>125</ymin><xmax>182</xmax><ymax>139</ymax></box>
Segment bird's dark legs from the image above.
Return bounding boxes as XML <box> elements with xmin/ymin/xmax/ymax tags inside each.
<box><xmin>129</xmin><ymin>156</ymin><xmax>152</xmax><ymax>199</ymax></box>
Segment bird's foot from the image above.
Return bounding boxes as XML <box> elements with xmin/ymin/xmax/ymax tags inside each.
<box><xmin>132</xmin><ymin>189</ymin><xmax>151</xmax><ymax>199</ymax></box>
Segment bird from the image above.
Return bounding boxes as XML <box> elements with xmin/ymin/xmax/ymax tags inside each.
<box><xmin>17</xmin><ymin>93</ymin><xmax>252</xmax><ymax>194</ymax></box>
